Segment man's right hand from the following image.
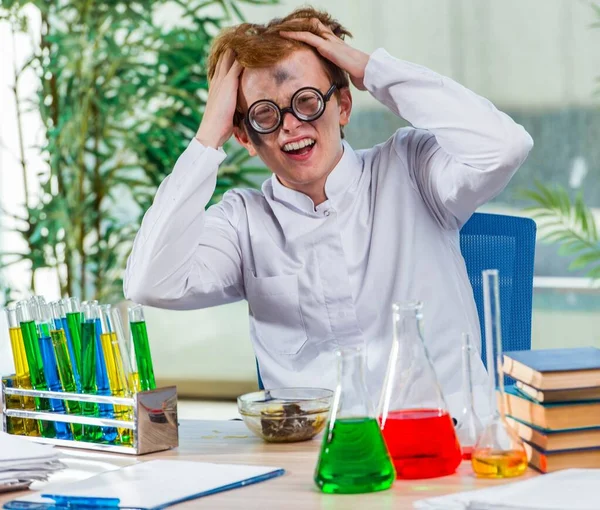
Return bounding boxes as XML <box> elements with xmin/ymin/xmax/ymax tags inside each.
<box><xmin>195</xmin><ymin>49</ymin><xmax>243</xmax><ymax>149</ymax></box>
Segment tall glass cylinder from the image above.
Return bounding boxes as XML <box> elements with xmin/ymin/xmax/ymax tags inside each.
<box><xmin>471</xmin><ymin>270</ymin><xmax>528</xmax><ymax>478</ymax></box>
<box><xmin>455</xmin><ymin>332</ymin><xmax>484</xmax><ymax>460</ymax></box>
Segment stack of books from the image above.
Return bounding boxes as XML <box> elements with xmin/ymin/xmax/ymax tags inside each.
<box><xmin>501</xmin><ymin>347</ymin><xmax>600</xmax><ymax>473</ymax></box>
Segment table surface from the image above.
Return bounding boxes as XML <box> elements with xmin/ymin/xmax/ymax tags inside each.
<box><xmin>0</xmin><ymin>420</ymin><xmax>537</xmax><ymax>509</ymax></box>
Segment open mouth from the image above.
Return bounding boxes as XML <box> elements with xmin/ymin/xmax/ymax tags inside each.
<box><xmin>281</xmin><ymin>138</ymin><xmax>316</xmax><ymax>160</ymax></box>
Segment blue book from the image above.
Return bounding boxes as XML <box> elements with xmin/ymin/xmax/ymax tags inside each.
<box><xmin>503</xmin><ymin>347</ymin><xmax>600</xmax><ymax>391</ymax></box>
<box><xmin>500</xmin><ymin>385</ymin><xmax>600</xmax><ymax>430</ymax></box>
<box><xmin>506</xmin><ymin>415</ymin><xmax>600</xmax><ymax>451</ymax></box>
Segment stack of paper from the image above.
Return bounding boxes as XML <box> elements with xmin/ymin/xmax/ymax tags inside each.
<box><xmin>0</xmin><ymin>432</ymin><xmax>65</xmax><ymax>493</ymax></box>
<box><xmin>414</xmin><ymin>469</ymin><xmax>600</xmax><ymax>509</ymax></box>
<box><xmin>8</xmin><ymin>460</ymin><xmax>284</xmax><ymax>508</ymax></box>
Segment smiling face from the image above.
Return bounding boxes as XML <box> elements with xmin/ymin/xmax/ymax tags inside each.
<box><xmin>234</xmin><ymin>49</ymin><xmax>352</xmax><ymax>205</ymax></box>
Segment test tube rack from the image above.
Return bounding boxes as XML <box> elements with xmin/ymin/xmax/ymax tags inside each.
<box><xmin>0</xmin><ymin>375</ymin><xmax>179</xmax><ymax>455</ymax></box>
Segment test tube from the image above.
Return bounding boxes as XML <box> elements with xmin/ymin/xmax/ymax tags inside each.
<box><xmin>28</xmin><ymin>297</ymin><xmax>73</xmax><ymax>440</ymax></box>
<box><xmin>64</xmin><ymin>297</ymin><xmax>83</xmax><ymax>375</ymax></box>
<box><xmin>84</xmin><ymin>300</ymin><xmax>117</xmax><ymax>443</ymax></box>
<box><xmin>47</xmin><ymin>303</ymin><xmax>83</xmax><ymax>440</ymax></box>
<box><xmin>51</xmin><ymin>300</ymin><xmax>81</xmax><ymax>392</ymax></box>
<box><xmin>99</xmin><ymin>304</ymin><xmax>134</xmax><ymax>446</ymax></box>
<box><xmin>16</xmin><ymin>300</ymin><xmax>56</xmax><ymax>439</ymax></box>
<box><xmin>128</xmin><ymin>305</ymin><xmax>156</xmax><ymax>391</ymax></box>
<box><xmin>4</xmin><ymin>307</ymin><xmax>39</xmax><ymax>436</ymax></box>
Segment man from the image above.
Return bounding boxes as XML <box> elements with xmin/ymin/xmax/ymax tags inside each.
<box><xmin>124</xmin><ymin>8</ymin><xmax>533</xmax><ymax>418</ymax></box>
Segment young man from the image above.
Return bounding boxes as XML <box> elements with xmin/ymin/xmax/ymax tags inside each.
<box><xmin>124</xmin><ymin>8</ymin><xmax>533</xmax><ymax>417</ymax></box>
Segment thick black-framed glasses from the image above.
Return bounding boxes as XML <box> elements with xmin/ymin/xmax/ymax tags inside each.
<box><xmin>244</xmin><ymin>84</ymin><xmax>338</xmax><ymax>135</ymax></box>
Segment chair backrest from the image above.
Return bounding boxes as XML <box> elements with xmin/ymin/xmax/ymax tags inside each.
<box><xmin>459</xmin><ymin>212</ymin><xmax>536</xmax><ymax>367</ymax></box>
<box><xmin>257</xmin><ymin>212</ymin><xmax>536</xmax><ymax>390</ymax></box>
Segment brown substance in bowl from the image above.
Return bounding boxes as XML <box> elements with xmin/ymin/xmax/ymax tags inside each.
<box><xmin>260</xmin><ymin>403</ymin><xmax>326</xmax><ymax>442</ymax></box>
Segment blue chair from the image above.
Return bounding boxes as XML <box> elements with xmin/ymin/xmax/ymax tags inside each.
<box><xmin>460</xmin><ymin>212</ymin><xmax>536</xmax><ymax>368</ymax></box>
<box><xmin>257</xmin><ymin>212</ymin><xmax>536</xmax><ymax>389</ymax></box>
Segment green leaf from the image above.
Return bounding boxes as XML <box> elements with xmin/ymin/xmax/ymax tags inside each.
<box><xmin>569</xmin><ymin>250</ymin><xmax>600</xmax><ymax>271</ymax></box>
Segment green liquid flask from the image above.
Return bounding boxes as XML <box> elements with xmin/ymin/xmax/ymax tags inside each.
<box><xmin>15</xmin><ymin>301</ymin><xmax>56</xmax><ymax>438</ymax></box>
<box><xmin>128</xmin><ymin>305</ymin><xmax>156</xmax><ymax>391</ymax></box>
<box><xmin>314</xmin><ymin>347</ymin><xmax>395</xmax><ymax>494</ymax></box>
<box><xmin>4</xmin><ymin>307</ymin><xmax>39</xmax><ymax>436</ymax></box>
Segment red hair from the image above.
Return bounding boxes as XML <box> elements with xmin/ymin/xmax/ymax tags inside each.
<box><xmin>207</xmin><ymin>7</ymin><xmax>352</xmax><ymax>129</ymax></box>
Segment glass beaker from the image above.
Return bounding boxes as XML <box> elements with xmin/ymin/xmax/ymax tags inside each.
<box><xmin>455</xmin><ymin>333</ymin><xmax>484</xmax><ymax>460</ymax></box>
<box><xmin>471</xmin><ymin>270</ymin><xmax>528</xmax><ymax>478</ymax></box>
<box><xmin>314</xmin><ymin>347</ymin><xmax>395</xmax><ymax>494</ymax></box>
<box><xmin>378</xmin><ymin>301</ymin><xmax>462</xmax><ymax>479</ymax></box>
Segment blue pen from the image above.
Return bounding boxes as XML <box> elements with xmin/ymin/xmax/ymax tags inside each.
<box><xmin>43</xmin><ymin>495</ymin><xmax>121</xmax><ymax>508</ymax></box>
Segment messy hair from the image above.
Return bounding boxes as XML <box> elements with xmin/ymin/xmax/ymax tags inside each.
<box><xmin>207</xmin><ymin>7</ymin><xmax>352</xmax><ymax>133</ymax></box>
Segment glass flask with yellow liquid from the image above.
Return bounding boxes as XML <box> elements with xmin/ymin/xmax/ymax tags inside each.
<box><xmin>471</xmin><ymin>269</ymin><xmax>528</xmax><ymax>478</ymax></box>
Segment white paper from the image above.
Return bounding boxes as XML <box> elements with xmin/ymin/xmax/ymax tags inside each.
<box><xmin>0</xmin><ymin>432</ymin><xmax>57</xmax><ymax>463</ymax></box>
<box><xmin>0</xmin><ymin>432</ymin><xmax>63</xmax><ymax>493</ymax></box>
<box><xmin>15</xmin><ymin>460</ymin><xmax>283</xmax><ymax>509</ymax></box>
<box><xmin>414</xmin><ymin>469</ymin><xmax>600</xmax><ymax>510</ymax></box>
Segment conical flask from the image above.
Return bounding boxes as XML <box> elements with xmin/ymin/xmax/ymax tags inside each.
<box><xmin>314</xmin><ymin>347</ymin><xmax>395</xmax><ymax>494</ymax></box>
<box><xmin>378</xmin><ymin>301</ymin><xmax>462</xmax><ymax>479</ymax></box>
<box><xmin>455</xmin><ymin>333</ymin><xmax>484</xmax><ymax>460</ymax></box>
<box><xmin>471</xmin><ymin>270</ymin><xmax>528</xmax><ymax>478</ymax></box>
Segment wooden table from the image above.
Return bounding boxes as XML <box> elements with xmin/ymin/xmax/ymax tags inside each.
<box><xmin>0</xmin><ymin>420</ymin><xmax>537</xmax><ymax>509</ymax></box>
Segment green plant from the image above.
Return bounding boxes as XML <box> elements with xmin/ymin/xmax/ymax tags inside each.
<box><xmin>519</xmin><ymin>4</ymin><xmax>600</xmax><ymax>279</ymax></box>
<box><xmin>0</xmin><ymin>0</ymin><xmax>274</xmax><ymax>304</ymax></box>
<box><xmin>519</xmin><ymin>182</ymin><xmax>600</xmax><ymax>278</ymax></box>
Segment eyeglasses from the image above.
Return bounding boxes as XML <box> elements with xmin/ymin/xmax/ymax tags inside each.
<box><xmin>244</xmin><ymin>84</ymin><xmax>338</xmax><ymax>135</ymax></box>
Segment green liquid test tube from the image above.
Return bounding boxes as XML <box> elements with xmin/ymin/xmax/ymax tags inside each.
<box><xmin>128</xmin><ymin>305</ymin><xmax>156</xmax><ymax>391</ymax></box>
<box><xmin>4</xmin><ymin>307</ymin><xmax>39</xmax><ymax>436</ymax></box>
<box><xmin>51</xmin><ymin>301</ymin><xmax>82</xmax><ymax>393</ymax></box>
<box><xmin>29</xmin><ymin>297</ymin><xmax>72</xmax><ymax>440</ymax></box>
<box><xmin>64</xmin><ymin>297</ymin><xmax>83</xmax><ymax>375</ymax></box>
<box><xmin>80</xmin><ymin>303</ymin><xmax>104</xmax><ymax>442</ymax></box>
<box><xmin>15</xmin><ymin>301</ymin><xmax>56</xmax><ymax>438</ymax></box>
<box><xmin>43</xmin><ymin>303</ymin><xmax>84</xmax><ymax>441</ymax></box>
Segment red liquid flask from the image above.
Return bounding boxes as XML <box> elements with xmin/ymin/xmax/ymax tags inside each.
<box><xmin>378</xmin><ymin>301</ymin><xmax>462</xmax><ymax>479</ymax></box>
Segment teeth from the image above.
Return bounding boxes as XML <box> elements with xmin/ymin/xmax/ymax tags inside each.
<box><xmin>282</xmin><ymin>138</ymin><xmax>315</xmax><ymax>152</ymax></box>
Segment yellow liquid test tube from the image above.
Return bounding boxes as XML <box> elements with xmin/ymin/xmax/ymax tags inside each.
<box><xmin>129</xmin><ymin>372</ymin><xmax>141</xmax><ymax>393</ymax></box>
<box><xmin>99</xmin><ymin>305</ymin><xmax>135</xmax><ymax>446</ymax></box>
<box><xmin>5</xmin><ymin>307</ymin><xmax>40</xmax><ymax>437</ymax></box>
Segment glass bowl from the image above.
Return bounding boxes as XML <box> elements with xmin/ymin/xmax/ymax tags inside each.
<box><xmin>237</xmin><ymin>388</ymin><xmax>333</xmax><ymax>443</ymax></box>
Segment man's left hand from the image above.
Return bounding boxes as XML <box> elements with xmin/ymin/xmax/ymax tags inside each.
<box><xmin>280</xmin><ymin>19</ymin><xmax>370</xmax><ymax>91</ymax></box>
